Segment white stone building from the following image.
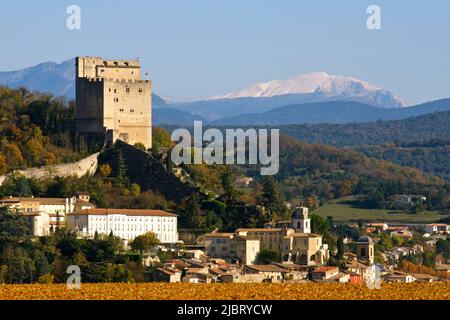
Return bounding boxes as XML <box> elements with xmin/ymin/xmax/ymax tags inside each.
<box><xmin>66</xmin><ymin>208</ymin><xmax>178</xmax><ymax>243</ymax></box>
<box><xmin>0</xmin><ymin>194</ymin><xmax>95</xmax><ymax>236</ymax></box>
<box><xmin>425</xmin><ymin>223</ymin><xmax>450</xmax><ymax>234</ymax></box>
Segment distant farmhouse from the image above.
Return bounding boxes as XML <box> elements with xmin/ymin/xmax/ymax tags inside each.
<box><xmin>390</xmin><ymin>194</ymin><xmax>426</xmax><ymax>206</ymax></box>
<box><xmin>75</xmin><ymin>56</ymin><xmax>152</xmax><ymax>149</ymax></box>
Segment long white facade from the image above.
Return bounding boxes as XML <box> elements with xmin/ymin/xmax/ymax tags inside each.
<box><xmin>67</xmin><ymin>208</ymin><xmax>178</xmax><ymax>243</ymax></box>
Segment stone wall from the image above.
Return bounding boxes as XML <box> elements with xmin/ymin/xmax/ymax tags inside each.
<box><xmin>0</xmin><ymin>152</ymin><xmax>99</xmax><ymax>185</ymax></box>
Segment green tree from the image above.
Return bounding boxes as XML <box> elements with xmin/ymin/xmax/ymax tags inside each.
<box><xmin>114</xmin><ymin>150</ymin><xmax>129</xmax><ymax>189</ymax></box>
<box><xmin>0</xmin><ymin>207</ymin><xmax>30</xmax><ymax>247</ymax></box>
<box><xmin>134</xmin><ymin>142</ymin><xmax>146</xmax><ymax>151</ymax></box>
<box><xmin>256</xmin><ymin>248</ymin><xmax>281</xmax><ymax>265</ymax></box>
<box><xmin>182</xmin><ymin>194</ymin><xmax>204</xmax><ymax>229</ymax></box>
<box><xmin>422</xmin><ymin>251</ymin><xmax>436</xmax><ymax>268</ymax></box>
<box><xmin>131</xmin><ymin>232</ymin><xmax>160</xmax><ymax>255</ymax></box>
<box><xmin>259</xmin><ymin>176</ymin><xmax>286</xmax><ymax>219</ymax></box>
<box><xmin>336</xmin><ymin>234</ymin><xmax>345</xmax><ymax>261</ymax></box>
<box><xmin>15</xmin><ymin>176</ymin><xmax>33</xmax><ymax>196</ymax></box>
<box><xmin>436</xmin><ymin>240</ymin><xmax>450</xmax><ymax>259</ymax></box>
<box><xmin>221</xmin><ymin>168</ymin><xmax>237</xmax><ymax>204</ymax></box>
<box><xmin>33</xmin><ymin>250</ymin><xmax>51</xmax><ymax>277</ymax></box>
<box><xmin>152</xmin><ymin>127</ymin><xmax>172</xmax><ymax>151</ymax></box>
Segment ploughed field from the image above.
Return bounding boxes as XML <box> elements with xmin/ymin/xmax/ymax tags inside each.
<box><xmin>0</xmin><ymin>283</ymin><xmax>449</xmax><ymax>300</ymax></box>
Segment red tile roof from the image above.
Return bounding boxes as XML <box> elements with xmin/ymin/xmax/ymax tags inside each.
<box><xmin>71</xmin><ymin>208</ymin><xmax>177</xmax><ymax>217</ymax></box>
<box><xmin>245</xmin><ymin>265</ymin><xmax>287</xmax><ymax>273</ymax></box>
<box><xmin>313</xmin><ymin>267</ymin><xmax>339</xmax><ymax>273</ymax></box>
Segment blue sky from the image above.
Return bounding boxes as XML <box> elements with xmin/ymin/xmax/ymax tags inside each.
<box><xmin>1</xmin><ymin>0</ymin><xmax>449</xmax><ymax>104</ymax></box>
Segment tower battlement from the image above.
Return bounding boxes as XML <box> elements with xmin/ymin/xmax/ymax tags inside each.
<box><xmin>85</xmin><ymin>77</ymin><xmax>151</xmax><ymax>84</ymax></box>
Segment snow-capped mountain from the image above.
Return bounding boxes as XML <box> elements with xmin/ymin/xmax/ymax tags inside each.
<box><xmin>210</xmin><ymin>72</ymin><xmax>406</xmax><ymax>108</ymax></box>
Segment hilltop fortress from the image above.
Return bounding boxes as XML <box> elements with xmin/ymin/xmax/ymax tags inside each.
<box><xmin>75</xmin><ymin>57</ymin><xmax>152</xmax><ymax>149</ymax></box>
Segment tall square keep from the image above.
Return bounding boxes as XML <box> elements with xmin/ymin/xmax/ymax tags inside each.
<box><xmin>75</xmin><ymin>57</ymin><xmax>152</xmax><ymax>149</ymax></box>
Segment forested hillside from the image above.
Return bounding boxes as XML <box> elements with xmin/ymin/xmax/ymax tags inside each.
<box><xmin>357</xmin><ymin>140</ymin><xmax>450</xmax><ymax>182</ymax></box>
<box><xmin>0</xmin><ymin>87</ymin><xmax>92</xmax><ymax>174</ymax></box>
<box><xmin>278</xmin><ymin>111</ymin><xmax>450</xmax><ymax>147</ymax></box>
<box><xmin>274</xmin><ymin>112</ymin><xmax>450</xmax><ymax>181</ymax></box>
<box><xmin>272</xmin><ymin>136</ymin><xmax>448</xmax><ymax>210</ymax></box>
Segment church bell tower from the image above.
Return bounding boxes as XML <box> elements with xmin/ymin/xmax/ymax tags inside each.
<box><xmin>292</xmin><ymin>207</ymin><xmax>311</xmax><ymax>234</ymax></box>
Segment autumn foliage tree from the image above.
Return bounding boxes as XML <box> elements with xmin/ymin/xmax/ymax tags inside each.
<box><xmin>0</xmin><ymin>154</ymin><xmax>7</xmax><ymax>175</ymax></box>
<box><xmin>0</xmin><ymin>87</ymin><xmax>94</xmax><ymax>173</ymax></box>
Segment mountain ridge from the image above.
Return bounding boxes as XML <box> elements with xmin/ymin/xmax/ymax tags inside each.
<box><xmin>211</xmin><ymin>99</ymin><xmax>450</xmax><ymax>126</ymax></box>
<box><xmin>1</xmin><ymin>59</ymin><xmax>447</xmax><ymax>126</ymax></box>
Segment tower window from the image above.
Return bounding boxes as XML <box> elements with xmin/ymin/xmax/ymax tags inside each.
<box><xmin>361</xmin><ymin>247</ymin><xmax>366</xmax><ymax>257</ymax></box>
<box><xmin>139</xmin><ymin>88</ymin><xmax>143</xmax><ymax>93</ymax></box>
<box><xmin>126</xmin><ymin>88</ymin><xmax>130</xmax><ymax>93</ymax></box>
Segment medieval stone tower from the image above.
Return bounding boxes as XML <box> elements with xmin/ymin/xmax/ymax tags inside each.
<box><xmin>75</xmin><ymin>57</ymin><xmax>152</xmax><ymax>149</ymax></box>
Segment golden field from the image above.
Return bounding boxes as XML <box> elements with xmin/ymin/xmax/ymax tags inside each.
<box><xmin>0</xmin><ymin>283</ymin><xmax>449</xmax><ymax>300</ymax></box>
